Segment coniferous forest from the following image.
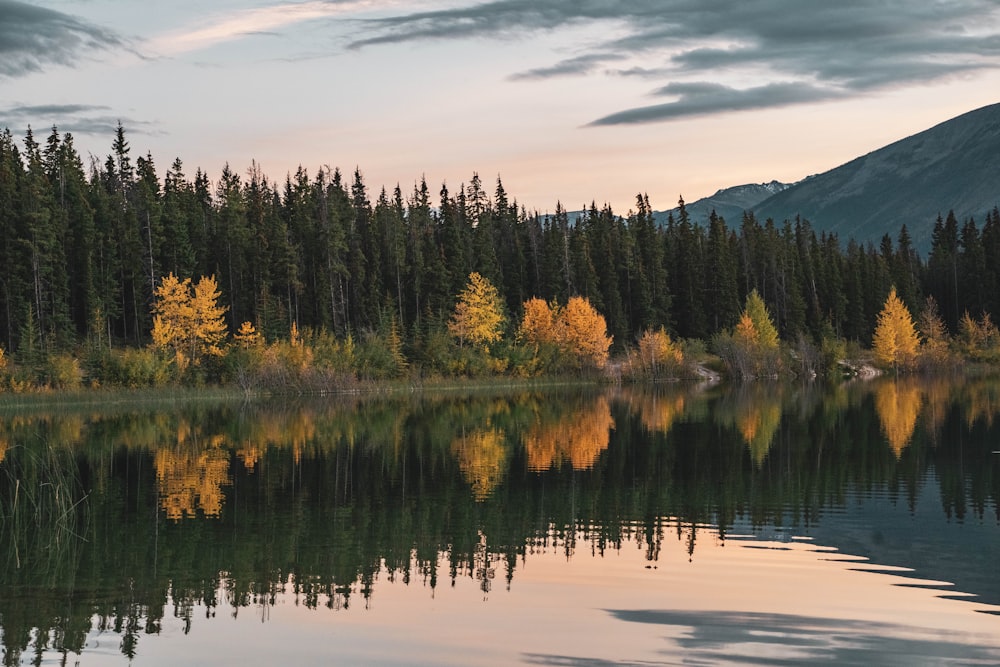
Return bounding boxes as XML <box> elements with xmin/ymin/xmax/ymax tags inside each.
<box><xmin>2</xmin><ymin>124</ymin><xmax>1000</xmax><ymax>389</ymax></box>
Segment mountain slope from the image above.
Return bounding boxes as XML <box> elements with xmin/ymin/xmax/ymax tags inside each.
<box><xmin>656</xmin><ymin>181</ymin><xmax>790</xmax><ymax>227</ymax></box>
<box><xmin>752</xmin><ymin>103</ymin><xmax>1000</xmax><ymax>252</ymax></box>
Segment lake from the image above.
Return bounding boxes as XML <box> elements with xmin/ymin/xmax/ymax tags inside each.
<box><xmin>1</xmin><ymin>376</ymin><xmax>999</xmax><ymax>665</ymax></box>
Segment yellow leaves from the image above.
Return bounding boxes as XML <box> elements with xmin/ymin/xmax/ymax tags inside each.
<box><xmin>452</xmin><ymin>427</ymin><xmax>508</xmax><ymax>501</ymax></box>
<box><xmin>561</xmin><ymin>296</ymin><xmax>613</xmax><ymax>368</ymax></box>
<box><xmin>155</xmin><ymin>447</ymin><xmax>231</xmax><ymax>520</ymax></box>
<box><xmin>637</xmin><ymin>327</ymin><xmax>683</xmax><ymax>370</ymax></box>
<box><xmin>234</xmin><ymin>321</ymin><xmax>262</xmax><ymax>349</ymax></box>
<box><xmin>872</xmin><ymin>286</ymin><xmax>920</xmax><ymax>369</ymax></box>
<box><xmin>151</xmin><ymin>273</ymin><xmax>229</xmax><ymax>366</ymax></box>
<box><xmin>874</xmin><ymin>379</ymin><xmax>922</xmax><ymax>457</ymax></box>
<box><xmin>518</xmin><ymin>295</ymin><xmax>613</xmax><ymax>370</ymax></box>
<box><xmin>449</xmin><ymin>272</ymin><xmax>506</xmax><ymax>351</ymax></box>
<box><xmin>742</xmin><ymin>290</ymin><xmax>779</xmax><ymax>349</ymax></box>
<box><xmin>518</xmin><ymin>297</ymin><xmax>556</xmax><ymax>348</ymax></box>
<box><xmin>523</xmin><ymin>396</ymin><xmax>614</xmax><ymax>471</ymax></box>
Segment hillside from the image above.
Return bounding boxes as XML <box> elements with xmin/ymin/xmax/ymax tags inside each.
<box><xmin>656</xmin><ymin>181</ymin><xmax>790</xmax><ymax>227</ymax></box>
<box><xmin>751</xmin><ymin>103</ymin><xmax>1000</xmax><ymax>253</ymax></box>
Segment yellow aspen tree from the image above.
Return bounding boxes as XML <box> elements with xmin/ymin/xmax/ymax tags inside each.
<box><xmin>518</xmin><ymin>297</ymin><xmax>557</xmax><ymax>349</ymax></box>
<box><xmin>152</xmin><ymin>273</ymin><xmax>195</xmax><ymax>368</ymax></box>
<box><xmin>449</xmin><ymin>272</ymin><xmax>506</xmax><ymax>351</ymax></box>
<box><xmin>559</xmin><ymin>296</ymin><xmax>612</xmax><ymax>368</ymax></box>
<box><xmin>151</xmin><ymin>273</ymin><xmax>229</xmax><ymax>366</ymax></box>
<box><xmin>742</xmin><ymin>290</ymin><xmax>779</xmax><ymax>349</ymax></box>
<box><xmin>190</xmin><ymin>275</ymin><xmax>229</xmax><ymax>359</ymax></box>
<box><xmin>637</xmin><ymin>327</ymin><xmax>683</xmax><ymax>375</ymax></box>
<box><xmin>872</xmin><ymin>286</ymin><xmax>920</xmax><ymax>371</ymax></box>
<box><xmin>234</xmin><ymin>321</ymin><xmax>262</xmax><ymax>349</ymax></box>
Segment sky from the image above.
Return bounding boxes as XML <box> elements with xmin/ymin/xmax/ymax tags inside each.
<box><xmin>2</xmin><ymin>0</ymin><xmax>1000</xmax><ymax>214</ymax></box>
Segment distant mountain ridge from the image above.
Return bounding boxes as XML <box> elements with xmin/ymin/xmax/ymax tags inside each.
<box><xmin>753</xmin><ymin>103</ymin><xmax>1000</xmax><ymax>253</ymax></box>
<box><xmin>652</xmin><ymin>103</ymin><xmax>1000</xmax><ymax>255</ymax></box>
<box><xmin>656</xmin><ymin>181</ymin><xmax>790</xmax><ymax>227</ymax></box>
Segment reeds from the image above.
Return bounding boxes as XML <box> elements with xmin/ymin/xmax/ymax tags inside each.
<box><xmin>0</xmin><ymin>443</ymin><xmax>90</xmax><ymax>570</ymax></box>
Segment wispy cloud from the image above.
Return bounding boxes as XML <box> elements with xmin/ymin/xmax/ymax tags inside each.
<box><xmin>508</xmin><ymin>52</ymin><xmax>626</xmax><ymax>81</ymax></box>
<box><xmin>0</xmin><ymin>103</ymin><xmax>155</xmax><ymax>138</ymax></box>
<box><xmin>147</xmin><ymin>0</ymin><xmax>409</xmax><ymax>56</ymax></box>
<box><xmin>0</xmin><ymin>0</ymin><xmax>126</xmax><ymax>77</ymax></box>
<box><xmin>589</xmin><ymin>82</ymin><xmax>846</xmax><ymax>126</ymax></box>
<box><xmin>349</xmin><ymin>0</ymin><xmax>1000</xmax><ymax>124</ymax></box>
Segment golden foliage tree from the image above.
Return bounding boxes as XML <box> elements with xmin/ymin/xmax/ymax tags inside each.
<box><xmin>449</xmin><ymin>272</ymin><xmax>506</xmax><ymax>351</ymax></box>
<box><xmin>743</xmin><ymin>290</ymin><xmax>779</xmax><ymax>349</ymax></box>
<box><xmin>635</xmin><ymin>327</ymin><xmax>683</xmax><ymax>378</ymax></box>
<box><xmin>518</xmin><ymin>297</ymin><xmax>557</xmax><ymax>350</ymax></box>
<box><xmin>517</xmin><ymin>295</ymin><xmax>612</xmax><ymax>372</ymax></box>
<box><xmin>872</xmin><ymin>286</ymin><xmax>920</xmax><ymax>371</ymax></box>
<box><xmin>716</xmin><ymin>290</ymin><xmax>781</xmax><ymax>379</ymax></box>
<box><xmin>151</xmin><ymin>273</ymin><xmax>229</xmax><ymax>367</ymax></box>
<box><xmin>559</xmin><ymin>296</ymin><xmax>613</xmax><ymax>369</ymax></box>
<box><xmin>234</xmin><ymin>321</ymin><xmax>263</xmax><ymax>349</ymax></box>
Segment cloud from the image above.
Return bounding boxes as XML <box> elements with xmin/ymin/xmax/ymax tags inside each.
<box><xmin>0</xmin><ymin>0</ymin><xmax>125</xmax><ymax>77</ymax></box>
<box><xmin>0</xmin><ymin>103</ymin><xmax>155</xmax><ymax>139</ymax></box>
<box><xmin>147</xmin><ymin>0</ymin><xmax>409</xmax><ymax>56</ymax></box>
<box><xmin>509</xmin><ymin>52</ymin><xmax>625</xmax><ymax>81</ymax></box>
<box><xmin>589</xmin><ymin>82</ymin><xmax>846</xmax><ymax>125</ymax></box>
<box><xmin>349</xmin><ymin>0</ymin><xmax>1000</xmax><ymax>123</ymax></box>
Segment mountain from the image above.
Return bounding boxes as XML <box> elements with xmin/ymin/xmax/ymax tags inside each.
<box><xmin>655</xmin><ymin>181</ymin><xmax>790</xmax><ymax>227</ymax></box>
<box><xmin>752</xmin><ymin>103</ymin><xmax>1000</xmax><ymax>253</ymax></box>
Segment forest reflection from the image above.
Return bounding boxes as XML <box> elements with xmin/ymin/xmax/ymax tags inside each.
<box><xmin>1</xmin><ymin>376</ymin><xmax>999</xmax><ymax>664</ymax></box>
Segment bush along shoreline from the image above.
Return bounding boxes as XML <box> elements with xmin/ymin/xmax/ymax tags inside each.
<box><xmin>0</xmin><ymin>273</ymin><xmax>985</xmax><ymax>396</ymax></box>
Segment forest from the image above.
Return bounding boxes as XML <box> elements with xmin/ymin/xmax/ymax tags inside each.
<box><xmin>1</xmin><ymin>123</ymin><xmax>999</xmax><ymax>389</ymax></box>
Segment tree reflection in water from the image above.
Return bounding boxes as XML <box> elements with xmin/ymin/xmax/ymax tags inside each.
<box><xmin>0</xmin><ymin>377</ymin><xmax>999</xmax><ymax>664</ymax></box>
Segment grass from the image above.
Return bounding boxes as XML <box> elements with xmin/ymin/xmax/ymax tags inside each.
<box><xmin>0</xmin><ymin>443</ymin><xmax>90</xmax><ymax>571</ymax></box>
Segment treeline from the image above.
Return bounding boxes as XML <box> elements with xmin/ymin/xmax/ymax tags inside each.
<box><xmin>2</xmin><ymin>124</ymin><xmax>1000</xmax><ymax>377</ymax></box>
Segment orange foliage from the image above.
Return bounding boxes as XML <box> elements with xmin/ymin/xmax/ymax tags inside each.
<box><xmin>524</xmin><ymin>397</ymin><xmax>614</xmax><ymax>471</ymax></box>
<box><xmin>737</xmin><ymin>401</ymin><xmax>782</xmax><ymax>466</ymax></box>
<box><xmin>628</xmin><ymin>392</ymin><xmax>686</xmax><ymax>434</ymax></box>
<box><xmin>560</xmin><ymin>296</ymin><xmax>613</xmax><ymax>368</ymax></box>
<box><xmin>518</xmin><ymin>297</ymin><xmax>557</xmax><ymax>348</ymax></box>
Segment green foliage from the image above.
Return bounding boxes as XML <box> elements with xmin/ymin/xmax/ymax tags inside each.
<box><xmin>4</xmin><ymin>124</ymin><xmax>1000</xmax><ymax>384</ymax></box>
<box><xmin>89</xmin><ymin>347</ymin><xmax>177</xmax><ymax>388</ymax></box>
<box><xmin>715</xmin><ymin>290</ymin><xmax>783</xmax><ymax>379</ymax></box>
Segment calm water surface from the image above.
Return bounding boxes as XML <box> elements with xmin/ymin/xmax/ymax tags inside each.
<box><xmin>1</xmin><ymin>377</ymin><xmax>999</xmax><ymax>665</ymax></box>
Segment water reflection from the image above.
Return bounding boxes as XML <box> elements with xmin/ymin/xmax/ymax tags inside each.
<box><xmin>0</xmin><ymin>376</ymin><xmax>999</xmax><ymax>664</ymax></box>
<box><xmin>874</xmin><ymin>378</ymin><xmax>924</xmax><ymax>457</ymax></box>
<box><xmin>523</xmin><ymin>395</ymin><xmax>614</xmax><ymax>471</ymax></box>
